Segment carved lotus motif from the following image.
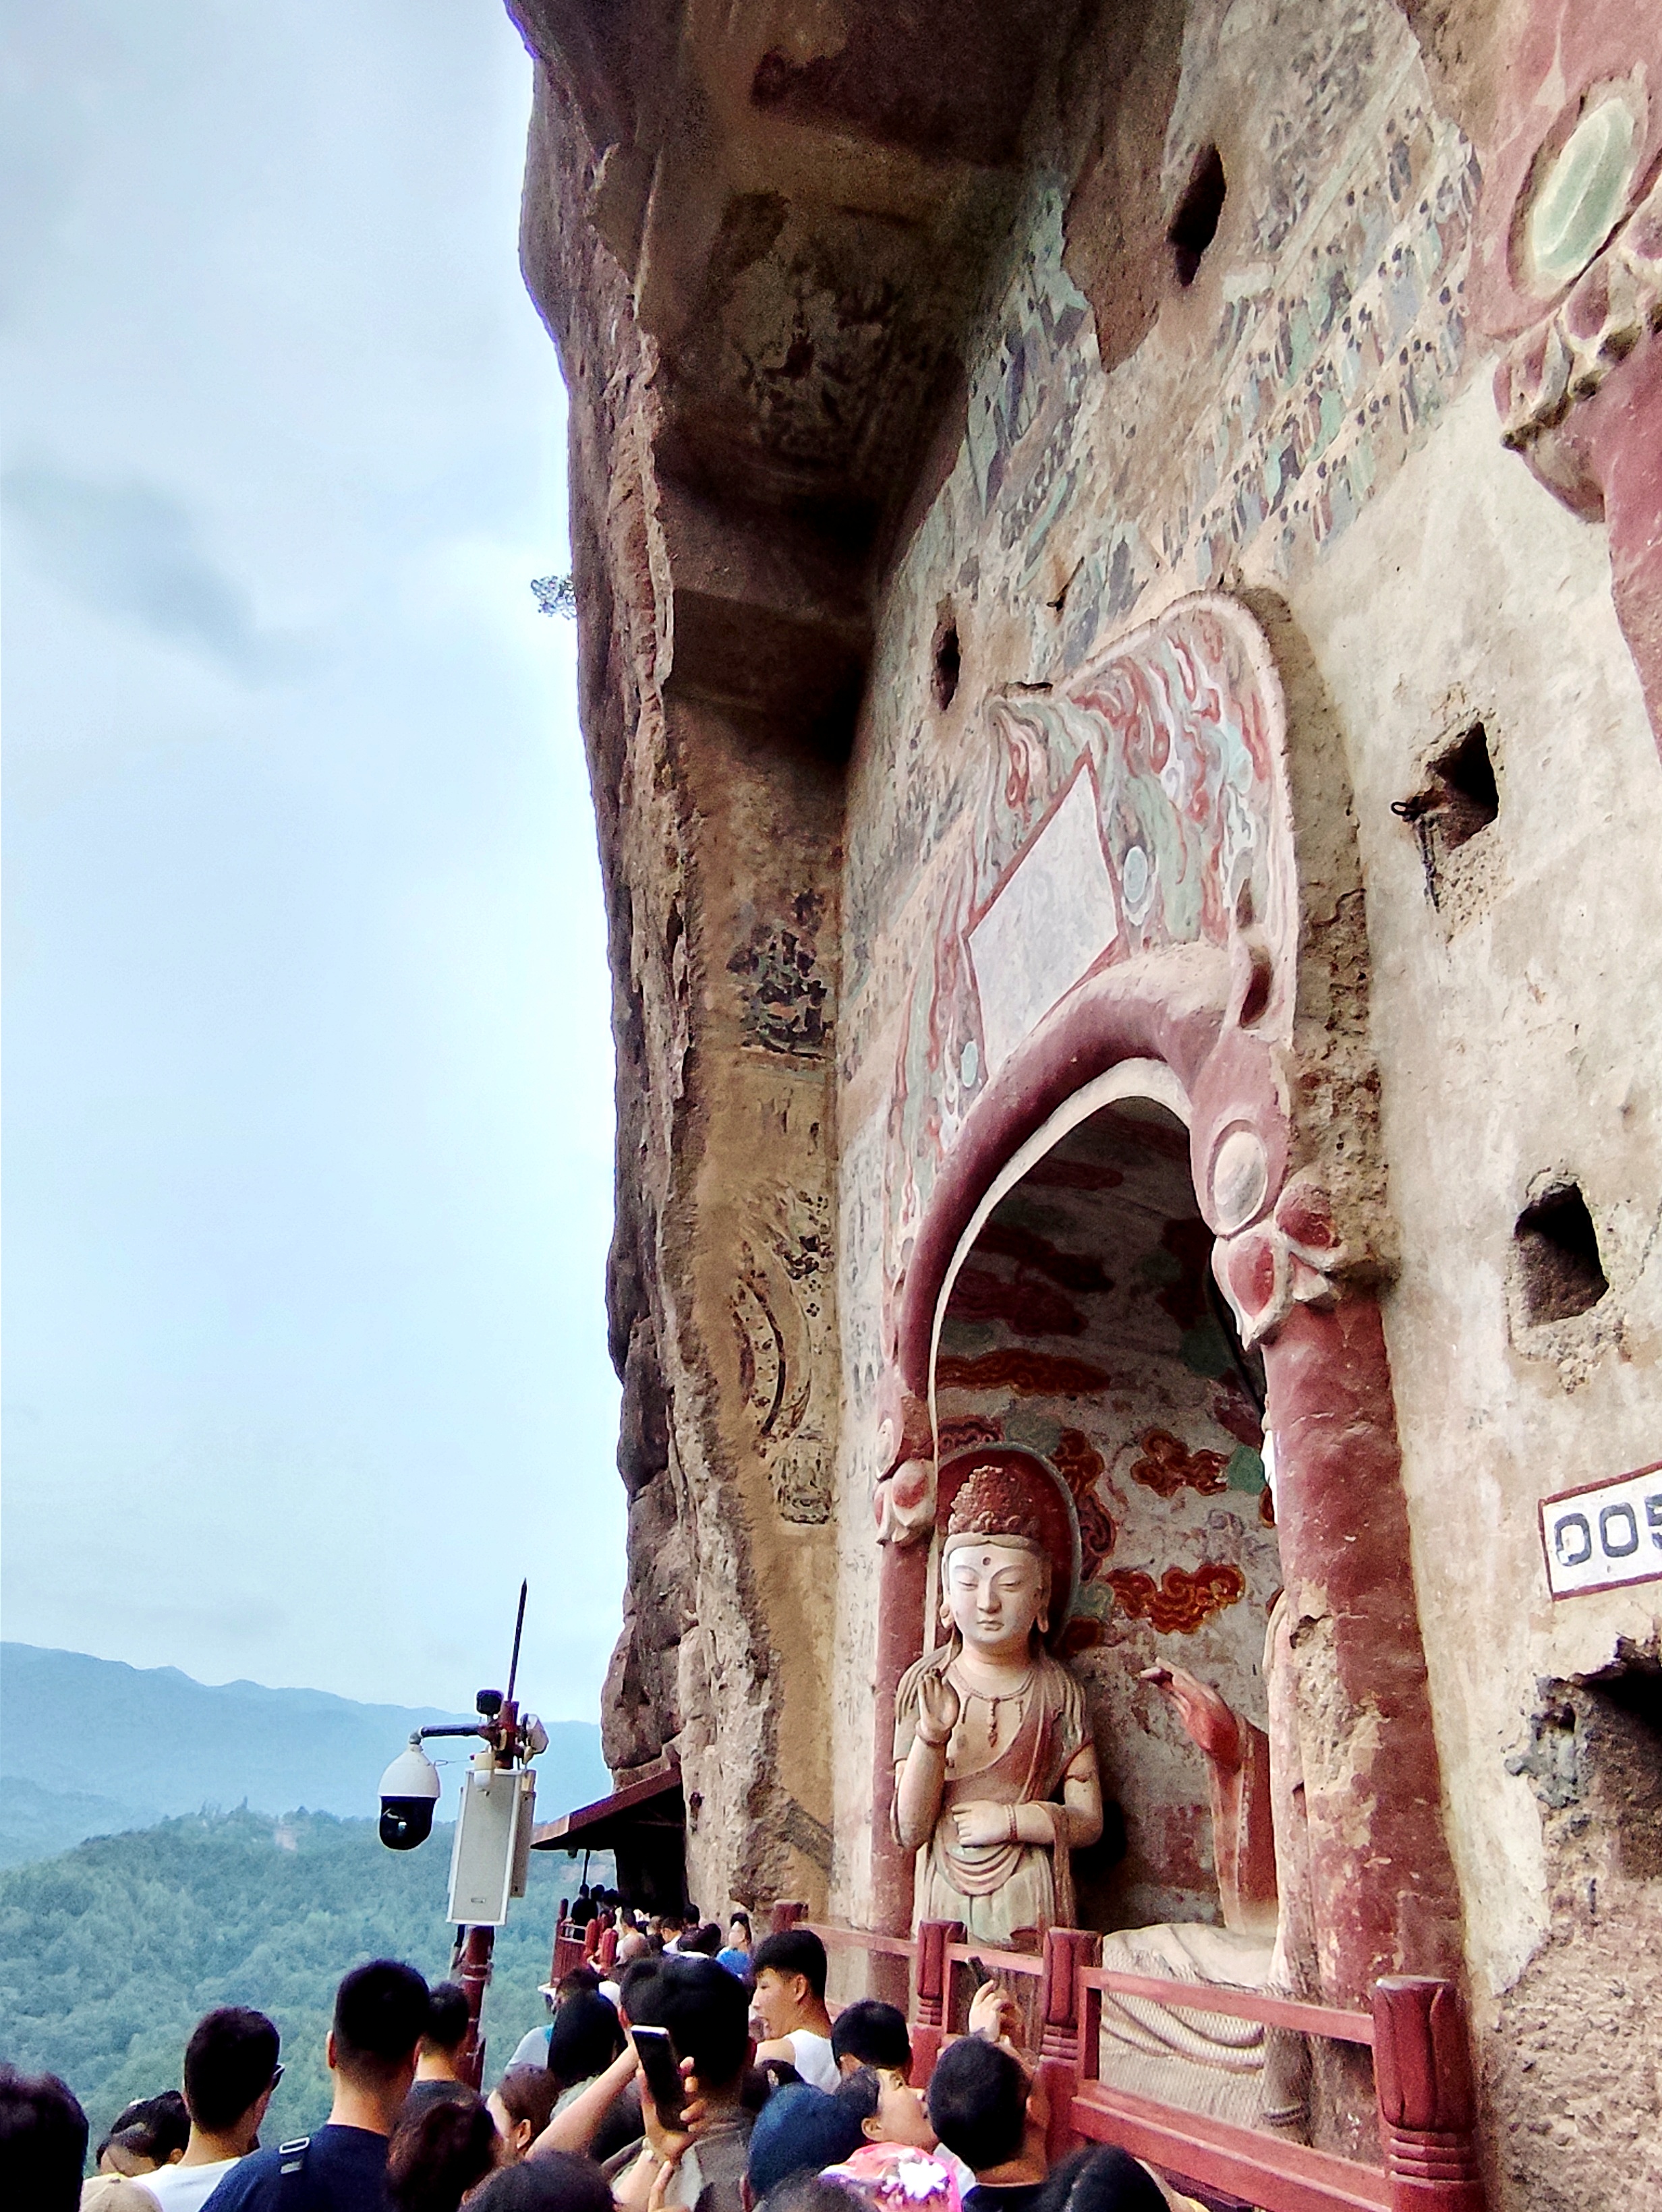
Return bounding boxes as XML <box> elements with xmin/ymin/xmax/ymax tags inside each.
<box><xmin>1212</xmin><ymin>1171</ymin><xmax>1347</xmax><ymax>1348</ymax></box>
<box><xmin>875</xmin><ymin>1457</ymin><xmax>936</xmax><ymax>1548</ymax></box>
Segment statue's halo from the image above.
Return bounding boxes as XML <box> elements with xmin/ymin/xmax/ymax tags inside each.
<box><xmin>935</xmin><ymin>1447</ymin><xmax>1083</xmax><ymax>1646</ymax></box>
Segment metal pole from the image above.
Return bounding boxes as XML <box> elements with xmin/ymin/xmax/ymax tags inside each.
<box><xmin>457</xmin><ymin>1924</ymin><xmax>496</xmax><ymax>2089</ymax></box>
<box><xmin>505</xmin><ymin>1579</ymin><xmax>528</xmax><ymax>1706</ymax></box>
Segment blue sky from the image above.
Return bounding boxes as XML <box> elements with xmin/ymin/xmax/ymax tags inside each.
<box><xmin>1</xmin><ymin>1</ymin><xmax>625</xmax><ymax>1721</ymax></box>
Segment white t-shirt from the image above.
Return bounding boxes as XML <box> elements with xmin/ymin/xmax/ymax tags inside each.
<box><xmin>786</xmin><ymin>2029</ymin><xmax>838</xmax><ymax>2091</ymax></box>
<box><xmin>138</xmin><ymin>2158</ymin><xmax>241</xmax><ymax>2211</ymax></box>
<box><xmin>509</xmin><ymin>2023</ymin><xmax>554</xmax><ymax>2069</ymax></box>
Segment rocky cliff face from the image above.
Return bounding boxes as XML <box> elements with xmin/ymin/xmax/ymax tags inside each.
<box><xmin>509</xmin><ymin>7</ymin><xmax>1662</xmax><ymax>2199</ymax></box>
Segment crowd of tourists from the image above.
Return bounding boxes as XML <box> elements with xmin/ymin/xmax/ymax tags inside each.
<box><xmin>0</xmin><ymin>1920</ymin><xmax>1182</xmax><ymax>2212</ymax></box>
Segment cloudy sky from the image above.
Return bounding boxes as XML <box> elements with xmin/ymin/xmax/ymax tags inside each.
<box><xmin>1</xmin><ymin>1</ymin><xmax>626</xmax><ymax>1724</ymax></box>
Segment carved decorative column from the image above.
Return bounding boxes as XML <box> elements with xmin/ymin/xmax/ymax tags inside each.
<box><xmin>869</xmin><ymin>1540</ymin><xmax>929</xmax><ymax>1933</ymax></box>
<box><xmin>869</xmin><ymin>1389</ymin><xmax>936</xmax><ymax>1936</ymax></box>
<box><xmin>1373</xmin><ymin>1977</ymin><xmax>1486</xmax><ymax>2211</ymax></box>
<box><xmin>1495</xmin><ymin>185</ymin><xmax>1662</xmax><ymax>747</ymax></box>
<box><xmin>1477</xmin><ymin>6</ymin><xmax>1662</xmax><ymax>750</ymax></box>
<box><xmin>1259</xmin><ymin>1299</ymin><xmax>1466</xmax><ymax>2008</ymax></box>
<box><xmin>1211</xmin><ymin>1151</ymin><xmax>1467</xmax><ymax>2014</ymax></box>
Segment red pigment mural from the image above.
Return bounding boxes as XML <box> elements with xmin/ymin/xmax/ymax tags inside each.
<box><xmin>946</xmin><ymin>1266</ymin><xmax>1087</xmax><ymax>1337</ymax></box>
<box><xmin>936</xmin><ymin>1414</ymin><xmax>1004</xmax><ymax>1455</ymax></box>
<box><xmin>1130</xmin><ymin>1428</ymin><xmax>1231</xmax><ymax>1498</ymax></box>
<box><xmin>935</xmin><ymin>1348</ymin><xmax>1113</xmax><ymax>1396</ymax></box>
<box><xmin>1052</xmin><ymin>1427</ymin><xmax>1119</xmax><ymax>1581</ymax></box>
<box><xmin>977</xmin><ymin>1221</ymin><xmax>1113</xmax><ymax>1293</ymax></box>
<box><xmin>1209</xmin><ymin>1376</ymin><xmax>1264</xmax><ymax>1449</ymax></box>
<box><xmin>1023</xmin><ymin>1156</ymin><xmax>1125</xmax><ymax>1192</ymax></box>
<box><xmin>1104</xmin><ymin>1562</ymin><xmax>1247</xmax><ymax>1634</ymax></box>
<box><xmin>882</xmin><ymin>596</ymin><xmax>1294</xmax><ymax>1350</ymax></box>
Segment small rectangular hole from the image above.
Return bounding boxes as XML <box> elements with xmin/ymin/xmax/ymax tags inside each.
<box><xmin>1515</xmin><ymin>1185</ymin><xmax>1607</xmax><ymax>1324</ymax></box>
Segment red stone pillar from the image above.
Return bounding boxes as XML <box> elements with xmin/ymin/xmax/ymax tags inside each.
<box><xmin>1262</xmin><ymin>1296</ymin><xmax>1464</xmax><ymax>2011</ymax></box>
<box><xmin>1373</xmin><ymin>1977</ymin><xmax>1486</xmax><ymax>2211</ymax></box>
<box><xmin>870</xmin><ymin>1538</ymin><xmax>929</xmax><ymax>1934</ymax></box>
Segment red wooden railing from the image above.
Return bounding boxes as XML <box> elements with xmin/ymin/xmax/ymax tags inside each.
<box><xmin>777</xmin><ymin>1911</ymin><xmax>1484</xmax><ymax>2212</ymax></box>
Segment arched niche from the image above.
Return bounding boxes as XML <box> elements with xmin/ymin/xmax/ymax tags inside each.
<box><xmin>926</xmin><ymin>1072</ymin><xmax>1279</xmax><ymax>1936</ymax></box>
<box><xmin>865</xmin><ymin>591</ymin><xmax>1464</xmax><ymax>2014</ymax></box>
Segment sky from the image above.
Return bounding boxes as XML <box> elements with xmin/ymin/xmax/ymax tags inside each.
<box><xmin>1</xmin><ymin>1</ymin><xmax>627</xmax><ymax>1724</ymax></box>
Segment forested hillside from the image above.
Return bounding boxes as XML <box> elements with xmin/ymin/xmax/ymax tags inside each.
<box><xmin>0</xmin><ymin>1808</ymin><xmax>603</xmax><ymax>2151</ymax></box>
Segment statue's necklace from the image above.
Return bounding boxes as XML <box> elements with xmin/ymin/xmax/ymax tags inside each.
<box><xmin>956</xmin><ymin>1665</ymin><xmax>1036</xmax><ymax>1751</ymax></box>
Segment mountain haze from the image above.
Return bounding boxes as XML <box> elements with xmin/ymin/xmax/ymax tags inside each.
<box><xmin>0</xmin><ymin>1645</ymin><xmax>610</xmax><ymax>1866</ymax></box>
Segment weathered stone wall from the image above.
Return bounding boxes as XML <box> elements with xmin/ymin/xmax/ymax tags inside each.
<box><xmin>826</xmin><ymin>0</ymin><xmax>1662</xmax><ymax>2197</ymax></box>
<box><xmin>1301</xmin><ymin>382</ymin><xmax>1662</xmax><ymax>2205</ymax></box>
<box><xmin>515</xmin><ymin>0</ymin><xmax>1662</xmax><ymax>2196</ymax></box>
<box><xmin>519</xmin><ymin>51</ymin><xmax>844</xmax><ymax>1916</ymax></box>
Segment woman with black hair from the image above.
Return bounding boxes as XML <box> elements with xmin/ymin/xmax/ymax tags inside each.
<box><xmin>546</xmin><ymin>1992</ymin><xmax>627</xmax><ymax>2114</ymax></box>
<box><xmin>385</xmin><ymin>2090</ymin><xmax>498</xmax><ymax>2212</ymax></box>
<box><xmin>1033</xmin><ymin>2147</ymin><xmax>1172</xmax><ymax>2212</ymax></box>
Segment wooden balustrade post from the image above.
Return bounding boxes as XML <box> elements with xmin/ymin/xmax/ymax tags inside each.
<box><xmin>1040</xmin><ymin>1928</ymin><xmax>1101</xmax><ymax>2065</ymax></box>
<box><xmin>1038</xmin><ymin>1929</ymin><xmax>1100</xmax><ymax>2164</ymax></box>
<box><xmin>914</xmin><ymin>1918</ymin><xmax>964</xmax><ymax>2031</ymax></box>
<box><xmin>1373</xmin><ymin>1978</ymin><xmax>1486</xmax><ymax>2211</ymax></box>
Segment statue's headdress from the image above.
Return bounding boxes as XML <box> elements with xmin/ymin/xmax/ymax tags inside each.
<box><xmin>936</xmin><ymin>1447</ymin><xmax>1081</xmax><ymax>1646</ymax></box>
<box><xmin>944</xmin><ymin>1463</ymin><xmax>1050</xmax><ymax>1550</ymax></box>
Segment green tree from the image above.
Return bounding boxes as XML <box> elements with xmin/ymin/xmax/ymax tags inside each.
<box><xmin>0</xmin><ymin>1808</ymin><xmax>585</xmax><ymax>2153</ymax></box>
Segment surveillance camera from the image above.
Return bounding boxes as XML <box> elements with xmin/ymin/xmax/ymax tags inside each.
<box><xmin>378</xmin><ymin>1737</ymin><xmax>441</xmax><ymax>1851</ymax></box>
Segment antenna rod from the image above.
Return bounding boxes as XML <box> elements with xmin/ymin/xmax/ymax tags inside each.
<box><xmin>505</xmin><ymin>1579</ymin><xmax>528</xmax><ymax>1706</ymax></box>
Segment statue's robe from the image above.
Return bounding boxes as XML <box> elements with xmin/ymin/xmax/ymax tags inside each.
<box><xmin>893</xmin><ymin>1646</ymin><xmax>1088</xmax><ymax>1949</ymax></box>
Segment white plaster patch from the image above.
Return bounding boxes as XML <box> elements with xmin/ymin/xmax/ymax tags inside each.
<box><xmin>968</xmin><ymin>771</ymin><xmax>1118</xmax><ymax>1078</ymax></box>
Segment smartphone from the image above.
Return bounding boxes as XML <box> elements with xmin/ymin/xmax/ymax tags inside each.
<box><xmin>967</xmin><ymin>1954</ymin><xmax>993</xmax><ymax>1989</ymax></box>
<box><xmin>631</xmin><ymin>2023</ymin><xmax>685</xmax><ymax>2126</ymax></box>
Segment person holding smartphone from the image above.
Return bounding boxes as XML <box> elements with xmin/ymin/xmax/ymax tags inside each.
<box><xmin>611</xmin><ymin>1958</ymin><xmax>754</xmax><ymax>2212</ymax></box>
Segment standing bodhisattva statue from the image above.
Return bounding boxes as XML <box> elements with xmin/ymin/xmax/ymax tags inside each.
<box><xmin>892</xmin><ymin>1453</ymin><xmax>1103</xmax><ymax>1947</ymax></box>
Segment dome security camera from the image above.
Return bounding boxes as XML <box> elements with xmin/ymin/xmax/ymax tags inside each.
<box><xmin>379</xmin><ymin>1737</ymin><xmax>441</xmax><ymax>1851</ymax></box>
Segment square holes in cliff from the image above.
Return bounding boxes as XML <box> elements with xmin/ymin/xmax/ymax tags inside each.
<box><xmin>1513</xmin><ymin>1652</ymin><xmax>1662</xmax><ymax>1886</ymax></box>
<box><xmin>1515</xmin><ymin>1184</ymin><xmax>1609</xmax><ymax>1326</ymax></box>
<box><xmin>1394</xmin><ymin>720</ymin><xmax>1500</xmax><ymax>918</ymax></box>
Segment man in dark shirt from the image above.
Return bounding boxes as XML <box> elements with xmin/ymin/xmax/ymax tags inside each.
<box><xmin>925</xmin><ymin>2020</ymin><xmax>1050</xmax><ymax>2212</ymax></box>
<box><xmin>203</xmin><ymin>1960</ymin><xmax>431</xmax><ymax>2212</ymax></box>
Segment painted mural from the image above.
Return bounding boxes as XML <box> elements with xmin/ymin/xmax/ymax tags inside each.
<box><xmin>844</xmin><ymin>0</ymin><xmax>1477</xmax><ymax>1074</ymax></box>
<box><xmin>882</xmin><ymin>594</ymin><xmax>1291</xmax><ymax>1343</ymax></box>
<box><xmin>934</xmin><ymin>1101</ymin><xmax>1280</xmax><ymax>1932</ymax></box>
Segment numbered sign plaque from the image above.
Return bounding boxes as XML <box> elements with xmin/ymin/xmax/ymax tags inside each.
<box><xmin>1539</xmin><ymin>1461</ymin><xmax>1662</xmax><ymax>1600</ymax></box>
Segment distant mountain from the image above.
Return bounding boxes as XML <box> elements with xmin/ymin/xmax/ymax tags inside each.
<box><xmin>0</xmin><ymin>1645</ymin><xmax>611</xmax><ymax>1869</ymax></box>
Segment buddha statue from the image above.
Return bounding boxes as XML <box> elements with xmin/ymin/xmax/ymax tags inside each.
<box><xmin>892</xmin><ymin>1452</ymin><xmax>1104</xmax><ymax>1948</ymax></box>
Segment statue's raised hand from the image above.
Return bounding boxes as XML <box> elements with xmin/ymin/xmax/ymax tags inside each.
<box><xmin>1140</xmin><ymin>1664</ymin><xmax>1242</xmax><ymax>1770</ymax></box>
<box><xmin>916</xmin><ymin>1670</ymin><xmax>962</xmax><ymax>1749</ymax></box>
